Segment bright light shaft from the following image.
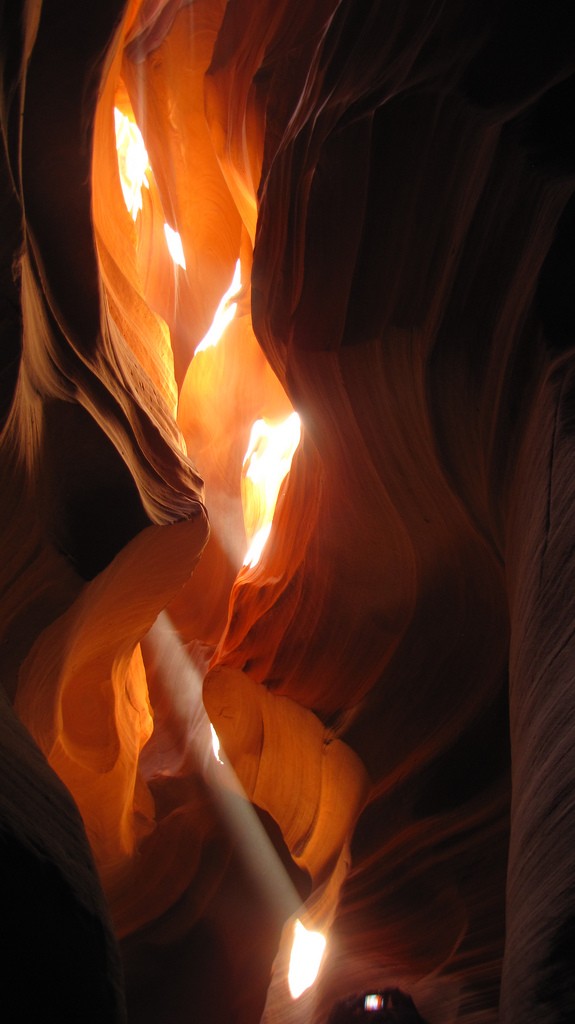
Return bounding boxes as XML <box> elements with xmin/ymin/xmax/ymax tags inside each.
<box><xmin>113</xmin><ymin>107</ymin><xmax>150</xmax><ymax>220</ymax></box>
<box><xmin>141</xmin><ymin>613</ymin><xmax>214</xmax><ymax>778</ymax></box>
<box><xmin>143</xmin><ymin>614</ymin><xmax>327</xmax><ymax>998</ymax></box>
<box><xmin>144</xmin><ymin>614</ymin><xmax>301</xmax><ymax>923</ymax></box>
<box><xmin>288</xmin><ymin>919</ymin><xmax>327</xmax><ymax>999</ymax></box>
<box><xmin>208</xmin><ymin>734</ymin><xmax>302</xmax><ymax>924</ymax></box>
<box><xmin>209</xmin><ymin>747</ymin><xmax>328</xmax><ymax>1000</ymax></box>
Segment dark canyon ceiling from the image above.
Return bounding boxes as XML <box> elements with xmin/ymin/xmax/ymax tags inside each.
<box><xmin>1</xmin><ymin>0</ymin><xmax>575</xmax><ymax>1021</ymax></box>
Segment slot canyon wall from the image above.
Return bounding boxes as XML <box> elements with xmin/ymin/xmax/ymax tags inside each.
<box><xmin>1</xmin><ymin>1</ymin><xmax>575</xmax><ymax>1021</ymax></box>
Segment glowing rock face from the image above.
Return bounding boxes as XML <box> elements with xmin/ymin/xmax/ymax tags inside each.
<box><xmin>114</xmin><ymin>107</ymin><xmax>150</xmax><ymax>221</ymax></box>
<box><xmin>287</xmin><ymin>919</ymin><xmax>327</xmax><ymax>999</ymax></box>
<box><xmin>242</xmin><ymin>413</ymin><xmax>301</xmax><ymax>568</ymax></box>
<box><xmin>114</xmin><ymin>104</ymin><xmax>187</xmax><ymax>271</ymax></box>
<box><xmin>163</xmin><ymin>224</ymin><xmax>187</xmax><ymax>269</ymax></box>
<box><xmin>195</xmin><ymin>259</ymin><xmax>241</xmax><ymax>353</ymax></box>
<box><xmin>210</xmin><ymin>723</ymin><xmax>224</xmax><ymax>765</ymax></box>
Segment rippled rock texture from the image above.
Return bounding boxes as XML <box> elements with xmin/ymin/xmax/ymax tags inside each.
<box><xmin>1</xmin><ymin>1</ymin><xmax>575</xmax><ymax>1021</ymax></box>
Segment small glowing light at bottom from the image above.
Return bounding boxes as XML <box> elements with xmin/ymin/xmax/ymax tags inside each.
<box><xmin>364</xmin><ymin>994</ymin><xmax>385</xmax><ymax>1012</ymax></box>
<box><xmin>210</xmin><ymin>723</ymin><xmax>224</xmax><ymax>765</ymax></box>
<box><xmin>288</xmin><ymin>919</ymin><xmax>327</xmax><ymax>999</ymax></box>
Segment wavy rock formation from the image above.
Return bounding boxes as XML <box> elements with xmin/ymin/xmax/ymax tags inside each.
<box><xmin>1</xmin><ymin>1</ymin><xmax>575</xmax><ymax>1022</ymax></box>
